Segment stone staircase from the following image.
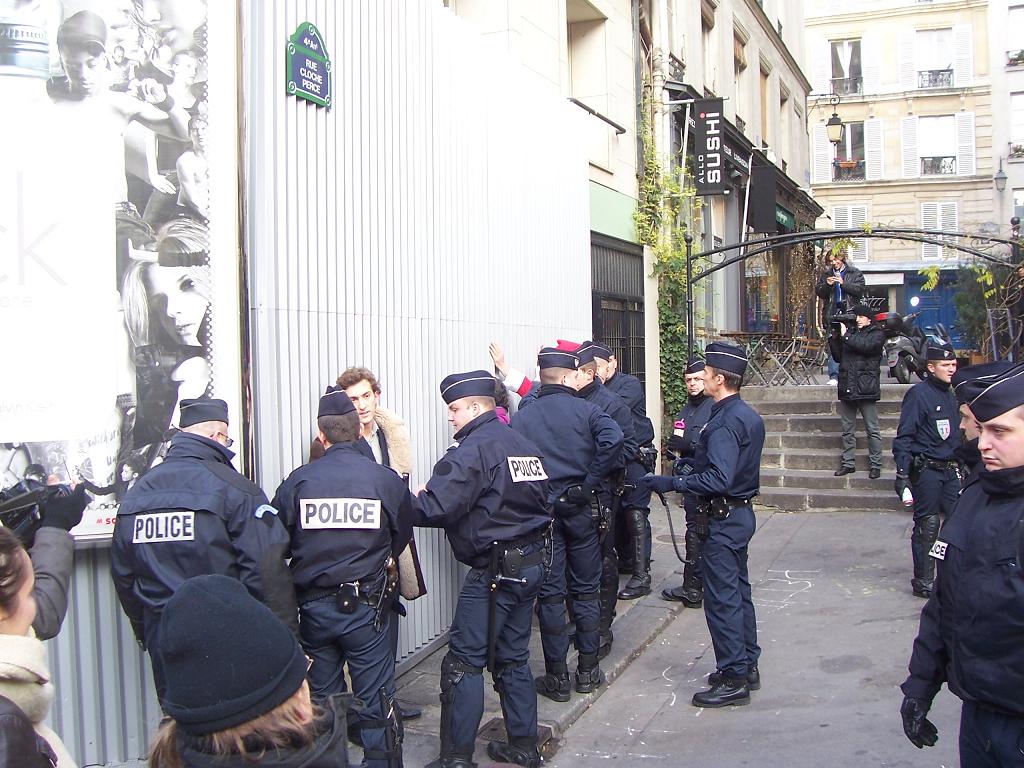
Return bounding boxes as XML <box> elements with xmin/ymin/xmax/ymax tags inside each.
<box><xmin>744</xmin><ymin>383</ymin><xmax>912</xmax><ymax>512</ymax></box>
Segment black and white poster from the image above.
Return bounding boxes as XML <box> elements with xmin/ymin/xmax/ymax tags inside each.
<box><xmin>0</xmin><ymin>0</ymin><xmax>241</xmax><ymax>538</ymax></box>
<box><xmin>693</xmin><ymin>97</ymin><xmax>728</xmax><ymax>195</ymax></box>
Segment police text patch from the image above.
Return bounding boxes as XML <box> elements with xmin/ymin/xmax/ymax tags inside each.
<box><xmin>301</xmin><ymin>498</ymin><xmax>381</xmax><ymax>529</ymax></box>
<box><xmin>507</xmin><ymin>457</ymin><xmax>548</xmax><ymax>483</ymax></box>
<box><xmin>929</xmin><ymin>540</ymin><xmax>948</xmax><ymax>560</ymax></box>
<box><xmin>133</xmin><ymin>511</ymin><xmax>195</xmax><ymax>543</ymax></box>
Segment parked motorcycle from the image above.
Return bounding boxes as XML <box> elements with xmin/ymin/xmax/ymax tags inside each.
<box><xmin>882</xmin><ymin>312</ymin><xmax>954</xmax><ymax>384</ymax></box>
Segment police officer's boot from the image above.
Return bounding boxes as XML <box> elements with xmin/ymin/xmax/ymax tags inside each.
<box><xmin>598</xmin><ymin>550</ymin><xmax>618</xmax><ymax>659</ymax></box>
<box><xmin>535</xmin><ymin>662</ymin><xmax>571</xmax><ymax>702</ymax></box>
<box><xmin>617</xmin><ymin>509</ymin><xmax>651</xmax><ymax>600</ymax></box>
<box><xmin>433</xmin><ymin>654</ymin><xmax>477</xmax><ymax>768</ymax></box>
<box><xmin>574</xmin><ymin>652</ymin><xmax>606</xmax><ymax>694</ymax></box>
<box><xmin>679</xmin><ymin>527</ymin><xmax>704</xmax><ymax>606</ymax></box>
<box><xmin>691</xmin><ymin>676</ymin><xmax>750</xmax><ymax>708</ymax></box>
<box><xmin>486</xmin><ymin>738</ymin><xmax>542</xmax><ymax>768</ymax></box>
<box><xmin>910</xmin><ymin>514</ymin><xmax>941</xmax><ymax>598</ymax></box>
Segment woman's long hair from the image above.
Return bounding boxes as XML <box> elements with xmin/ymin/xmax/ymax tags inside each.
<box><xmin>148</xmin><ymin>682</ymin><xmax>319</xmax><ymax>768</ymax></box>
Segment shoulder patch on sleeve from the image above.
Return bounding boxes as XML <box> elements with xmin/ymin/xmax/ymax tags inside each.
<box><xmin>435</xmin><ymin>459</ymin><xmax>454</xmax><ymax>476</ymax></box>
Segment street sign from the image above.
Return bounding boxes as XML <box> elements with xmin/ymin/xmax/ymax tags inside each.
<box><xmin>286</xmin><ymin>22</ymin><xmax>332</xmax><ymax>109</ymax></box>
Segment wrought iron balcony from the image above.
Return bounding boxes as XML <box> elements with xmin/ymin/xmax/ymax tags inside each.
<box><xmin>832</xmin><ymin>159</ymin><xmax>865</xmax><ymax>182</ymax></box>
<box><xmin>831</xmin><ymin>76</ymin><xmax>863</xmax><ymax>96</ymax></box>
<box><xmin>921</xmin><ymin>155</ymin><xmax>956</xmax><ymax>175</ymax></box>
<box><xmin>917</xmin><ymin>69</ymin><xmax>953</xmax><ymax>88</ymax></box>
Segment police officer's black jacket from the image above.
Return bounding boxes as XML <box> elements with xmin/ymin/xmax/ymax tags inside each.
<box><xmin>677</xmin><ymin>393</ymin><xmax>765</xmax><ymax>501</ymax></box>
<box><xmin>272</xmin><ymin>442</ymin><xmax>414</xmax><ymax>591</ymax></box>
<box><xmin>604</xmin><ymin>370</ymin><xmax>656</xmax><ymax>446</ymax></box>
<box><xmin>667</xmin><ymin>392</ymin><xmax>713</xmax><ymax>458</ymax></box>
<box><xmin>893</xmin><ymin>376</ymin><xmax>961</xmax><ymax>475</ymax></box>
<box><xmin>828</xmin><ymin>324</ymin><xmax>884</xmax><ymax>402</ymax></box>
<box><xmin>577</xmin><ymin>379</ymin><xmax>637</xmax><ymax>465</ymax></box>
<box><xmin>511</xmin><ymin>384</ymin><xmax>624</xmax><ymax>503</ymax></box>
<box><xmin>902</xmin><ymin>466</ymin><xmax>1024</xmax><ymax>716</ymax></box>
<box><xmin>111</xmin><ymin>432</ymin><xmax>295</xmax><ymax>639</ymax></box>
<box><xmin>954</xmin><ymin>437</ymin><xmax>983</xmax><ymax>485</ymax></box>
<box><xmin>414</xmin><ymin>410</ymin><xmax>552</xmax><ymax>567</ymax></box>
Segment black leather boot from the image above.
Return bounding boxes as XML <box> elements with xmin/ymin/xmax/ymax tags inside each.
<box><xmin>535</xmin><ymin>663</ymin><xmax>571</xmax><ymax>702</ymax></box>
<box><xmin>575</xmin><ymin>652</ymin><xmax>606</xmax><ymax>694</ymax></box>
<box><xmin>692</xmin><ymin>677</ymin><xmax>750</xmax><ymax>708</ymax></box>
<box><xmin>617</xmin><ymin>509</ymin><xmax>651</xmax><ymax>600</ymax></box>
<box><xmin>486</xmin><ymin>738</ymin><xmax>542</xmax><ymax>768</ymax></box>
<box><xmin>708</xmin><ymin>664</ymin><xmax>761</xmax><ymax>691</ymax></box>
<box><xmin>911</xmin><ymin>515</ymin><xmax>940</xmax><ymax>598</ymax></box>
<box><xmin>425</xmin><ymin>756</ymin><xmax>476</xmax><ymax>768</ymax></box>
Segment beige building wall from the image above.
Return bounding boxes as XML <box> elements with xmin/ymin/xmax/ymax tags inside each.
<box><xmin>806</xmin><ymin>0</ymin><xmax>994</xmax><ymax>270</ymax></box>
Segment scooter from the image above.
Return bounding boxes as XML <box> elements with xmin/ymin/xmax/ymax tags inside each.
<box><xmin>883</xmin><ymin>312</ymin><xmax>953</xmax><ymax>384</ymax></box>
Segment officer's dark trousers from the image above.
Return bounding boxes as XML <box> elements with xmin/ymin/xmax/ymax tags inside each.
<box><xmin>910</xmin><ymin>465</ymin><xmax>960</xmax><ymax>590</ymax></box>
<box><xmin>301</xmin><ymin>599</ymin><xmax>396</xmax><ymax>768</ymax></box>
<box><xmin>537</xmin><ymin>506</ymin><xmax>602</xmax><ymax>664</ymax></box>
<box><xmin>618</xmin><ymin>460</ymin><xmax>653</xmax><ymax>563</ymax></box>
<box><xmin>443</xmin><ymin>549</ymin><xmax>545</xmax><ymax>759</ymax></box>
<box><xmin>702</xmin><ymin>505</ymin><xmax>760</xmax><ymax>679</ymax></box>
<box><xmin>959</xmin><ymin>702</ymin><xmax>1024</xmax><ymax>768</ymax></box>
<box><xmin>682</xmin><ymin>494</ymin><xmax>704</xmax><ymax>588</ymax></box>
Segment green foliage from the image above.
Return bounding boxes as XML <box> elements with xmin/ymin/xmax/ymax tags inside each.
<box><xmin>632</xmin><ymin>86</ymin><xmax>703</xmax><ymax>424</ymax></box>
<box><xmin>953</xmin><ymin>266</ymin><xmax>989</xmax><ymax>349</ymax></box>
<box><xmin>918</xmin><ymin>265</ymin><xmax>941</xmax><ymax>291</ymax></box>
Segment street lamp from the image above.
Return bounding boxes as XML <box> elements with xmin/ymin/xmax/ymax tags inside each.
<box><xmin>994</xmin><ymin>157</ymin><xmax>1008</xmax><ymax>192</ymax></box>
<box><xmin>825</xmin><ymin>94</ymin><xmax>845</xmax><ymax>146</ymax></box>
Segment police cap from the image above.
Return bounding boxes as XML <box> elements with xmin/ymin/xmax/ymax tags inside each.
<box><xmin>685</xmin><ymin>358</ymin><xmax>706</xmax><ymax>375</ymax></box>
<box><xmin>952</xmin><ymin>361</ymin><xmax>1015</xmax><ymax>406</ymax></box>
<box><xmin>577</xmin><ymin>340</ymin><xmax>612</xmax><ymax>365</ymax></box>
<box><xmin>926</xmin><ymin>341</ymin><xmax>956</xmax><ymax>361</ymax></box>
<box><xmin>538</xmin><ymin>347</ymin><xmax>579</xmax><ymax>371</ymax></box>
<box><xmin>704</xmin><ymin>342</ymin><xmax>748</xmax><ymax>376</ymax></box>
<box><xmin>967</xmin><ymin>363</ymin><xmax>1024</xmax><ymax>422</ymax></box>
<box><xmin>179</xmin><ymin>397</ymin><xmax>229</xmax><ymax>428</ymax></box>
<box><xmin>440</xmin><ymin>370</ymin><xmax>497</xmax><ymax>404</ymax></box>
<box><xmin>318</xmin><ymin>385</ymin><xmax>355</xmax><ymax>417</ymax></box>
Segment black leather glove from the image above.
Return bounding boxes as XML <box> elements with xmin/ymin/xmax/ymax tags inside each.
<box><xmin>672</xmin><ymin>458</ymin><xmax>694</xmax><ymax>477</ymax></box>
<box><xmin>566</xmin><ymin>482</ymin><xmax>597</xmax><ymax>505</ymax></box>
<box><xmin>900</xmin><ymin>696</ymin><xmax>938</xmax><ymax>749</ymax></box>
<box><xmin>894</xmin><ymin>474</ymin><xmax>910</xmax><ymax>500</ymax></box>
<box><xmin>637</xmin><ymin>474</ymin><xmax>677</xmax><ymax>494</ymax></box>
<box><xmin>40</xmin><ymin>485</ymin><xmax>90</xmax><ymax>531</ymax></box>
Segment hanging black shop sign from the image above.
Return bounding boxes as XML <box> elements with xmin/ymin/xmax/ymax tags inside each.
<box><xmin>693</xmin><ymin>98</ymin><xmax>728</xmax><ymax>195</ymax></box>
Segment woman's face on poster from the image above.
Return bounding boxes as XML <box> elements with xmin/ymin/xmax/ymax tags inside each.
<box><xmin>146</xmin><ymin>265</ymin><xmax>210</xmax><ymax>346</ymax></box>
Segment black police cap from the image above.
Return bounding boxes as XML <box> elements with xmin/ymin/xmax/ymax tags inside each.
<box><xmin>538</xmin><ymin>347</ymin><xmax>579</xmax><ymax>370</ymax></box>
<box><xmin>926</xmin><ymin>341</ymin><xmax>956</xmax><ymax>361</ymax></box>
<box><xmin>440</xmin><ymin>370</ymin><xmax>497</xmax><ymax>404</ymax></box>
<box><xmin>967</xmin><ymin>363</ymin><xmax>1024</xmax><ymax>422</ymax></box>
<box><xmin>179</xmin><ymin>398</ymin><xmax>228</xmax><ymax>428</ymax></box>
<box><xmin>704</xmin><ymin>342</ymin><xmax>748</xmax><ymax>376</ymax></box>
<box><xmin>318</xmin><ymin>385</ymin><xmax>355</xmax><ymax>418</ymax></box>
<box><xmin>952</xmin><ymin>361</ymin><xmax>1015</xmax><ymax>407</ymax></box>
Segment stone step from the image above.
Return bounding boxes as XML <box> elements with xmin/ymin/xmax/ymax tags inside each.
<box><xmin>756</xmin><ymin>486</ymin><xmax>903</xmax><ymax>512</ymax></box>
<box><xmin>752</xmin><ymin>399</ymin><xmax>903</xmax><ymax>416</ymax></box>
<box><xmin>761</xmin><ymin>413</ymin><xmax>902</xmax><ymax>433</ymax></box>
<box><xmin>742</xmin><ymin>383</ymin><xmax>911</xmax><ymax>403</ymax></box>
<box><xmin>763</xmin><ymin>431</ymin><xmax>895</xmax><ymax>451</ymax></box>
<box><xmin>762</xmin><ymin>448</ymin><xmax>896</xmax><ymax>472</ymax></box>
<box><xmin>760</xmin><ymin>467</ymin><xmax>896</xmax><ymax>491</ymax></box>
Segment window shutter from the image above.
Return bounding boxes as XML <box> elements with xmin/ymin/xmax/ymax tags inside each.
<box><xmin>953</xmin><ymin>24</ymin><xmax>973</xmax><ymax>87</ymax></box>
<box><xmin>833</xmin><ymin>204</ymin><xmax>851</xmax><ymax>232</ymax></box>
<box><xmin>956</xmin><ymin>111</ymin><xmax>976</xmax><ymax>176</ymax></box>
<box><xmin>901</xmin><ymin>116</ymin><xmax>919</xmax><ymax>178</ymax></box>
<box><xmin>899</xmin><ymin>30</ymin><xmax>916</xmax><ymax>90</ymax></box>
<box><xmin>862</xmin><ymin>36</ymin><xmax>880</xmax><ymax>94</ymax></box>
<box><xmin>812</xmin><ymin>123</ymin><xmax>832</xmax><ymax>184</ymax></box>
<box><xmin>850</xmin><ymin>204</ymin><xmax>869</xmax><ymax>260</ymax></box>
<box><xmin>940</xmin><ymin>201</ymin><xmax>959</xmax><ymax>257</ymax></box>
<box><xmin>865</xmin><ymin>118</ymin><xmax>884</xmax><ymax>180</ymax></box>
<box><xmin>812</xmin><ymin>40</ymin><xmax>831</xmax><ymax>94</ymax></box>
<box><xmin>921</xmin><ymin>202</ymin><xmax>940</xmax><ymax>259</ymax></box>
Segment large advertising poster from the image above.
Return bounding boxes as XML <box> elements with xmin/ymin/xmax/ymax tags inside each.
<box><xmin>0</xmin><ymin>0</ymin><xmax>241</xmax><ymax>540</ymax></box>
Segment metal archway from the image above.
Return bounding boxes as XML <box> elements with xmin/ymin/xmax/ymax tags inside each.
<box><xmin>681</xmin><ymin>226</ymin><xmax>1021</xmax><ymax>361</ymax></box>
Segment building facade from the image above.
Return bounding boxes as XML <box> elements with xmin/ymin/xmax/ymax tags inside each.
<box><xmin>805</xmin><ymin>0</ymin><xmax>993</xmax><ymax>344</ymax></box>
<box><xmin>991</xmin><ymin>0</ymin><xmax>1024</xmax><ymax>226</ymax></box>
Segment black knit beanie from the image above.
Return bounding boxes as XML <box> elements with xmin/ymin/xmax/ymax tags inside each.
<box><xmin>158</xmin><ymin>575</ymin><xmax>308</xmax><ymax>736</ymax></box>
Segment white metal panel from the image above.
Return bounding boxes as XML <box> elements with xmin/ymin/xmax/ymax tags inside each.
<box><xmin>244</xmin><ymin>0</ymin><xmax>592</xmax><ymax>662</ymax></box>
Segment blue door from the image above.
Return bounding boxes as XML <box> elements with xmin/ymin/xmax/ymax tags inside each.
<box><xmin>903</xmin><ymin>273</ymin><xmax>966</xmax><ymax>348</ymax></box>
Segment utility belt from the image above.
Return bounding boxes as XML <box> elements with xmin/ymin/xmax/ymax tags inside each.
<box><xmin>696</xmin><ymin>496</ymin><xmax>751</xmax><ymax>522</ymax></box>
<box><xmin>486</xmin><ymin>526</ymin><xmax>551</xmax><ymax>582</ymax></box>
<box><xmin>910</xmin><ymin>455</ymin><xmax>960</xmax><ymax>481</ymax></box>
<box><xmin>298</xmin><ymin>564</ymin><xmax>396</xmax><ymax>631</ymax></box>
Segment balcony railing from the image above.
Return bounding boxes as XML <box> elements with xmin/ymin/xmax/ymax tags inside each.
<box><xmin>1008</xmin><ymin>49</ymin><xmax>1024</xmax><ymax>67</ymax></box>
<box><xmin>831</xmin><ymin>76</ymin><xmax>863</xmax><ymax>96</ymax></box>
<box><xmin>917</xmin><ymin>69</ymin><xmax>953</xmax><ymax>88</ymax></box>
<box><xmin>921</xmin><ymin>155</ymin><xmax>956</xmax><ymax>175</ymax></box>
<box><xmin>832</xmin><ymin>159</ymin><xmax>866</xmax><ymax>182</ymax></box>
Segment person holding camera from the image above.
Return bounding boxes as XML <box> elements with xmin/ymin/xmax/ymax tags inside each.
<box><xmin>815</xmin><ymin>252</ymin><xmax>866</xmax><ymax>384</ymax></box>
<box><xmin>829</xmin><ymin>305</ymin><xmax>885</xmax><ymax>479</ymax></box>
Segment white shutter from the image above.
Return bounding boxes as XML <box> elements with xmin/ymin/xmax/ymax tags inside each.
<box><xmin>864</xmin><ymin>118</ymin><xmax>884</xmax><ymax>180</ymax></box>
<box><xmin>833</xmin><ymin>204</ymin><xmax>851</xmax><ymax>231</ymax></box>
<box><xmin>812</xmin><ymin>40</ymin><xmax>831</xmax><ymax>94</ymax></box>
<box><xmin>899</xmin><ymin>30</ymin><xmax>917</xmax><ymax>90</ymax></box>
<box><xmin>901</xmin><ymin>116</ymin><xmax>920</xmax><ymax>178</ymax></box>
<box><xmin>861</xmin><ymin>36</ymin><xmax>880</xmax><ymax>94</ymax></box>
<box><xmin>953</xmin><ymin>24</ymin><xmax>973</xmax><ymax>87</ymax></box>
<box><xmin>812</xmin><ymin>123</ymin><xmax>832</xmax><ymax>184</ymax></box>
<box><xmin>921</xmin><ymin>202</ymin><xmax>940</xmax><ymax>259</ymax></box>
<box><xmin>850</xmin><ymin>204</ymin><xmax>868</xmax><ymax>260</ymax></box>
<box><xmin>955</xmin><ymin>111</ymin><xmax>976</xmax><ymax>176</ymax></box>
<box><xmin>940</xmin><ymin>201</ymin><xmax>958</xmax><ymax>257</ymax></box>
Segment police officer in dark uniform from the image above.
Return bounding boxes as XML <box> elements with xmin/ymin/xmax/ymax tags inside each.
<box><xmin>111</xmin><ymin>397</ymin><xmax>297</xmax><ymax>702</ymax></box>
<box><xmin>892</xmin><ymin>341</ymin><xmax>961</xmax><ymax>598</ymax></box>
<box><xmin>951</xmin><ymin>362</ymin><xmax>1014</xmax><ymax>487</ymax></box>
<box><xmin>512</xmin><ymin>348</ymin><xmax>623</xmax><ymax>703</ymax></box>
<box><xmin>900</xmin><ymin>363</ymin><xmax>1024</xmax><ymax>766</ymax></box>
<box><xmin>640</xmin><ymin>343</ymin><xmax>765</xmax><ymax>708</ymax></box>
<box><xmin>574</xmin><ymin>341</ymin><xmax>634</xmax><ymax>658</ymax></box>
<box><xmin>603</xmin><ymin>345</ymin><xmax>658</xmax><ymax>600</ymax></box>
<box><xmin>272</xmin><ymin>387</ymin><xmax>414</xmax><ymax>768</ymax></box>
<box><xmin>661</xmin><ymin>358</ymin><xmax>714</xmax><ymax>607</ymax></box>
<box><xmin>413</xmin><ymin>371</ymin><xmax>552</xmax><ymax>768</ymax></box>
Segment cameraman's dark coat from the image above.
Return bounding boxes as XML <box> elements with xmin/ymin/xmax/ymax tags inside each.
<box><xmin>829</xmin><ymin>324</ymin><xmax>885</xmax><ymax>402</ymax></box>
<box><xmin>815</xmin><ymin>262</ymin><xmax>865</xmax><ymax>321</ymax></box>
